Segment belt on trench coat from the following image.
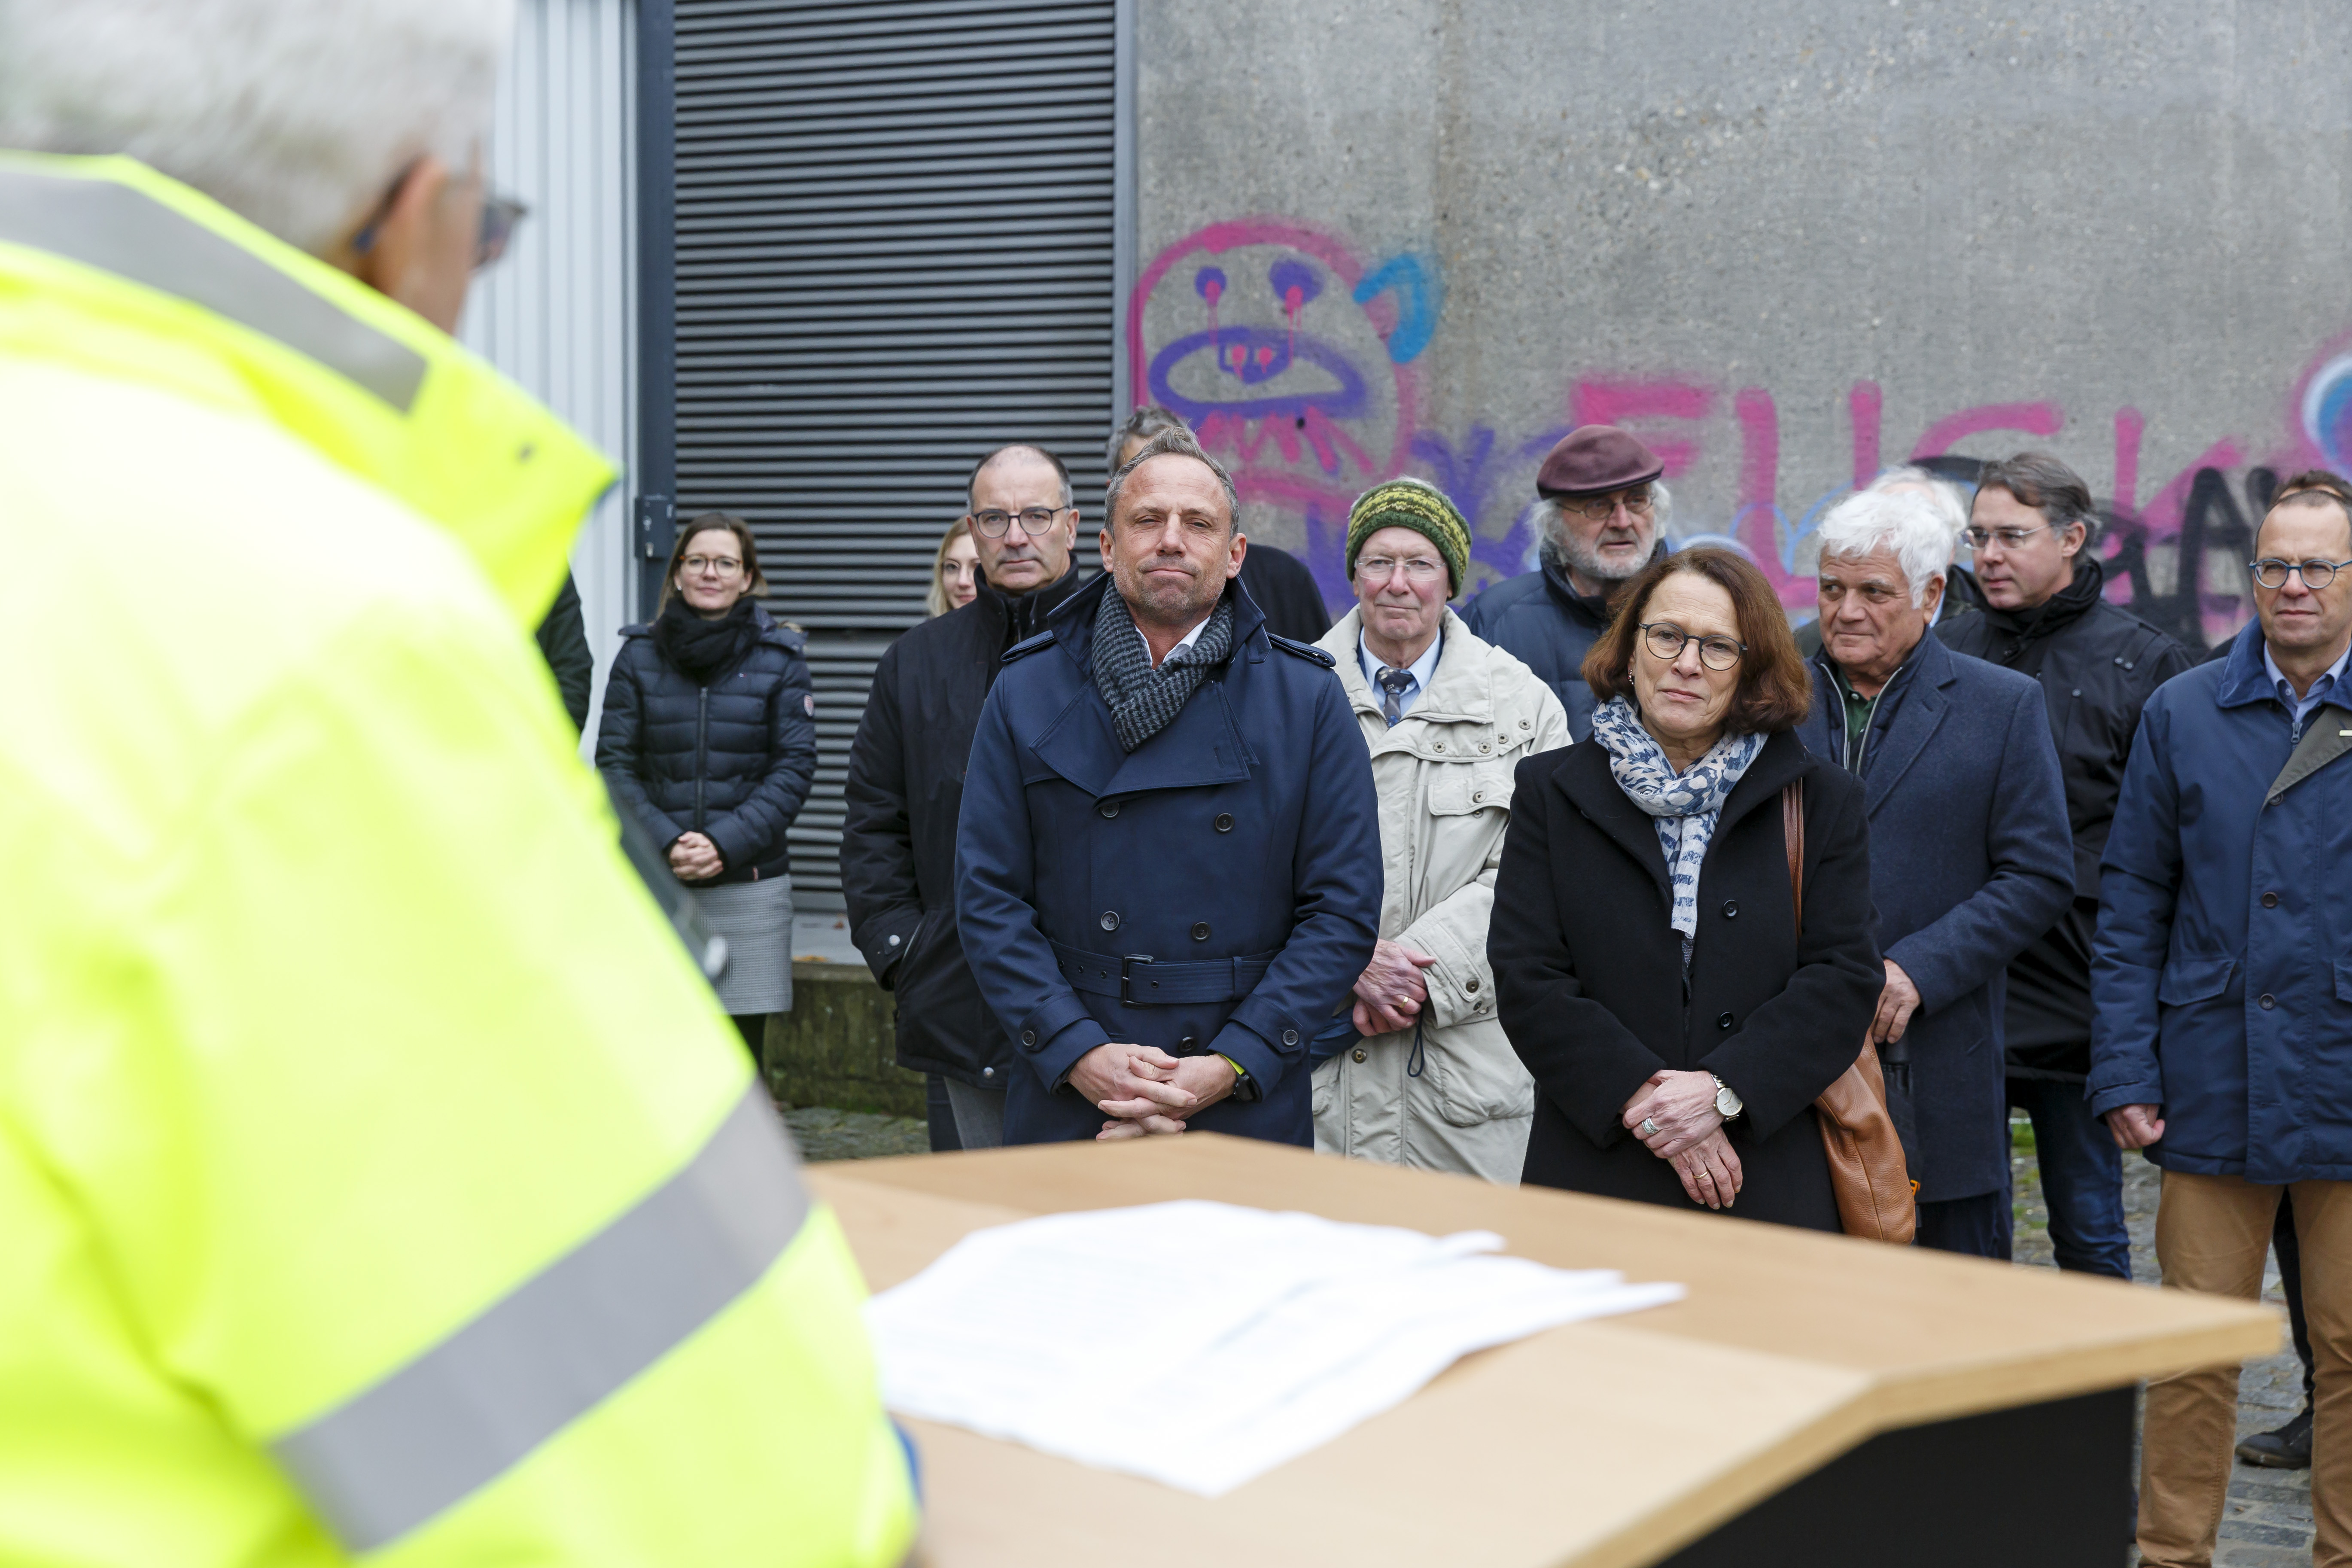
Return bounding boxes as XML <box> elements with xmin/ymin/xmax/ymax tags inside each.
<box><xmin>1050</xmin><ymin>941</ymin><xmax>1276</xmax><ymax>1007</ymax></box>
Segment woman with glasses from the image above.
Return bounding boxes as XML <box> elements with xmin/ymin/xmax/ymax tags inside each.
<box><xmin>597</xmin><ymin>513</ymin><xmax>817</xmax><ymax>1069</ymax></box>
<box><xmin>1490</xmin><ymin>548</ymin><xmax>1883</xmax><ymax>1227</ymax></box>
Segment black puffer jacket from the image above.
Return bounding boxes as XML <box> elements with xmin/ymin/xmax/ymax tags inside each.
<box><xmin>1938</xmin><ymin>555</ymin><xmax>2195</xmax><ymax>1076</ymax></box>
<box><xmin>596</xmin><ymin>603</ymin><xmax>817</xmax><ymax>883</ymax></box>
<box><xmin>839</xmin><ymin>566</ymin><xmax>1085</xmax><ymax>1082</ymax></box>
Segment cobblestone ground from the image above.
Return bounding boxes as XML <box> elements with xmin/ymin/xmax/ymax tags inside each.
<box><xmin>780</xmin><ymin>1104</ymin><xmax>929</xmax><ymax>1163</ymax></box>
<box><xmin>2011</xmin><ymin>1120</ymin><xmax>2312</xmax><ymax>1565</ymax></box>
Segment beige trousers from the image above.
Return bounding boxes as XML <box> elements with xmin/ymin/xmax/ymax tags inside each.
<box><xmin>2140</xmin><ymin>1172</ymin><xmax>2352</xmax><ymax>1567</ymax></box>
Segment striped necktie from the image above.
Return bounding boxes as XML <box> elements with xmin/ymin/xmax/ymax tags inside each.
<box><xmin>1377</xmin><ymin>667</ymin><xmax>1415</xmax><ymax>725</ymax></box>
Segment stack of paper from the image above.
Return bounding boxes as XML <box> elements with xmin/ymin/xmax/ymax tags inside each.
<box><xmin>863</xmin><ymin>1199</ymin><xmax>1683</xmax><ymax>1495</ymax></box>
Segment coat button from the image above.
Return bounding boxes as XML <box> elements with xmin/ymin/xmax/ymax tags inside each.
<box><xmin>887</xmin><ymin>933</ymin><xmax>901</xmax><ymax>946</ymax></box>
<box><xmin>1465</xmin><ymin>977</ymin><xmax>1479</xmax><ymax>992</ymax></box>
<box><xmin>2262</xmin><ymin>891</ymin><xmax>2280</xmax><ymax>908</ymax></box>
<box><xmin>1215</xmin><ymin>813</ymin><xmax>1235</xmax><ymax>832</ymax></box>
<box><xmin>1020</xmin><ymin>1029</ymin><xmax>1037</xmax><ymax>1047</ymax></box>
<box><xmin>1100</xmin><ymin>911</ymin><xmax>1120</xmax><ymax>932</ymax></box>
<box><xmin>1519</xmin><ymin>719</ymin><xmax>1530</xmax><ymax>729</ymax></box>
<box><xmin>1722</xmin><ymin>899</ymin><xmax>1739</xmax><ymax>918</ymax></box>
<box><xmin>1353</xmin><ymin>1047</ymin><xmax>1368</xmax><ymax>1063</ymax></box>
<box><xmin>1433</xmin><ymin>741</ymin><xmax>1446</xmax><ymax>752</ymax></box>
<box><xmin>1179</xmin><ymin>1035</ymin><xmax>1199</xmax><ymax>1053</ymax></box>
<box><xmin>1192</xmin><ymin>922</ymin><xmax>1211</xmax><ymax>941</ymax></box>
<box><xmin>1717</xmin><ymin>1011</ymin><xmax>1735</xmax><ymax>1029</ymax></box>
<box><xmin>1098</xmin><ymin>799</ymin><xmax>1120</xmax><ymax>819</ymax></box>
<box><xmin>2260</xmin><ymin>993</ymin><xmax>2277</xmax><ymax>1010</ymax></box>
<box><xmin>1479</xmin><ymin>742</ymin><xmax>1491</xmax><ymax>753</ymax></box>
<box><xmin>1282</xmin><ymin>1028</ymin><xmax>1299</xmax><ymax>1046</ymax></box>
<box><xmin>982</xmin><ymin>1066</ymin><xmax>995</xmax><ymax>1079</ymax></box>
<box><xmin>1473</xmin><ymin>790</ymin><xmax>1485</xmax><ymax>803</ymax></box>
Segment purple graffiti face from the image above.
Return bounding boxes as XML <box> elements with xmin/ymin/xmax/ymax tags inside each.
<box><xmin>1150</xmin><ymin>260</ymin><xmax>1368</xmax><ymax>420</ymax></box>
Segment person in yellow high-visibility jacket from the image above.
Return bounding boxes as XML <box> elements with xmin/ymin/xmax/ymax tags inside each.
<box><xmin>0</xmin><ymin>4</ymin><xmax>917</xmax><ymax>1564</ymax></box>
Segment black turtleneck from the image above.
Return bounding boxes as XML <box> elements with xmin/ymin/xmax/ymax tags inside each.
<box><xmin>974</xmin><ymin>561</ymin><xmax>1085</xmax><ymax>653</ymax></box>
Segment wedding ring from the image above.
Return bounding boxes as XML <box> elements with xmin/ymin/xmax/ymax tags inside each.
<box><xmin>1640</xmin><ymin>1117</ymin><xmax>1660</xmax><ymax>1137</ymax></box>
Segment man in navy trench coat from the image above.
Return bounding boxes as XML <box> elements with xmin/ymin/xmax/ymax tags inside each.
<box><xmin>955</xmin><ymin>429</ymin><xmax>1381</xmax><ymax>1145</ymax></box>
<box><xmin>1793</xmin><ymin>489</ymin><xmax>2074</xmax><ymax>1258</ymax></box>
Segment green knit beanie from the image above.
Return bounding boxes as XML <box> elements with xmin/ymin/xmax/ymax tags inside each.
<box><xmin>1345</xmin><ymin>477</ymin><xmax>1473</xmax><ymax>597</ymax></box>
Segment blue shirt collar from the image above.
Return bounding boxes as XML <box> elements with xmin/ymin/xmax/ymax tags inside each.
<box><xmin>2262</xmin><ymin>635</ymin><xmax>2352</xmax><ymax>725</ymax></box>
<box><xmin>1359</xmin><ymin>626</ymin><xmax>1444</xmax><ymax>716</ymax></box>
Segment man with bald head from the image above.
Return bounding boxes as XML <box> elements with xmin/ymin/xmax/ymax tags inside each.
<box><xmin>2094</xmin><ymin>484</ymin><xmax>2352</xmax><ymax>1566</ymax></box>
<box><xmin>843</xmin><ymin>441</ymin><xmax>1086</xmax><ymax>1148</ymax></box>
<box><xmin>955</xmin><ymin>425</ymin><xmax>1380</xmax><ymax>1145</ymax></box>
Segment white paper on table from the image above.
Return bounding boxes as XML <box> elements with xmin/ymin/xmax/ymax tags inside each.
<box><xmin>863</xmin><ymin>1199</ymin><xmax>1683</xmax><ymax>1496</ymax></box>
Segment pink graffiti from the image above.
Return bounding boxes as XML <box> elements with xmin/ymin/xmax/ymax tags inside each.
<box><xmin>2111</xmin><ymin>408</ymin><xmax>2145</xmax><ymax>518</ymax></box>
<box><xmin>1849</xmin><ymin>381</ymin><xmax>1883</xmax><ymax>489</ymax></box>
<box><xmin>1730</xmin><ymin>388</ymin><xmax>1813</xmax><ymax>610</ymax></box>
<box><xmin>1569</xmin><ymin>378</ymin><xmax>1711</xmax><ymax>476</ymax></box>
<box><xmin>1909</xmin><ymin>401</ymin><xmax>2065</xmax><ymax>462</ymax></box>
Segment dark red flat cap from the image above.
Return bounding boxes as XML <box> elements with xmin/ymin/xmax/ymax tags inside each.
<box><xmin>1536</xmin><ymin>426</ymin><xmax>1665</xmax><ymax>498</ymax></box>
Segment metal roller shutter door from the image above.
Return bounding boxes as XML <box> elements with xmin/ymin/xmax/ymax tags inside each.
<box><xmin>670</xmin><ymin>0</ymin><xmax>1117</xmax><ymax>906</ymax></box>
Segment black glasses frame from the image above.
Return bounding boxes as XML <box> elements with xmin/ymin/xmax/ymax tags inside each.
<box><xmin>968</xmin><ymin>505</ymin><xmax>1073</xmax><ymax>539</ymax></box>
<box><xmin>1639</xmin><ymin>621</ymin><xmax>1746</xmax><ymax>671</ymax></box>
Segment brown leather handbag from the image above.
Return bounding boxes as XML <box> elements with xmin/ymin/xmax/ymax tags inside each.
<box><xmin>1782</xmin><ymin>778</ymin><xmax>1918</xmax><ymax>1244</ymax></box>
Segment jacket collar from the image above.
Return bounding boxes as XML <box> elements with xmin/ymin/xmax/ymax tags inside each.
<box><xmin>1813</xmin><ymin>630</ymin><xmax>1957</xmax><ymax>815</ymax></box>
<box><xmin>0</xmin><ymin>154</ymin><xmax>612</xmax><ymax>629</ymax></box>
<box><xmin>1971</xmin><ymin>553</ymin><xmax>2106</xmax><ymax>645</ymax></box>
<box><xmin>973</xmin><ymin>560</ymin><xmax>1085</xmax><ymax>645</ymax></box>
<box><xmin>1321</xmin><ymin>606</ymin><xmax>1496</xmax><ymax>729</ymax></box>
<box><xmin>1548</xmin><ymin>728</ymin><xmax>1816</xmax><ymax>901</ymax></box>
<box><xmin>1044</xmin><ymin>566</ymin><xmax>1269</xmax><ymax>676</ymax></box>
<box><xmin>2216</xmin><ymin>617</ymin><xmax>2291</xmax><ymax>709</ymax></box>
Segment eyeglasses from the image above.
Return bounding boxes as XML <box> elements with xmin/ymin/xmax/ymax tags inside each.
<box><xmin>969</xmin><ymin>506</ymin><xmax>1071</xmax><ymax>539</ymax></box>
<box><xmin>1355</xmin><ymin>555</ymin><xmax>1447</xmax><ymax>583</ymax></box>
<box><xmin>1817</xmin><ymin>579</ymin><xmax>1909</xmax><ymax>607</ymax></box>
<box><xmin>682</xmin><ymin>554</ymin><xmax>743</xmax><ymax>576</ymax></box>
<box><xmin>1640</xmin><ymin>622</ymin><xmax>1745</xmax><ymax>671</ymax></box>
<box><xmin>1963</xmin><ymin>523</ymin><xmax>2054</xmax><ymax>551</ymax></box>
<box><xmin>1564</xmin><ymin>487</ymin><xmax>1655</xmax><ymax>522</ymax></box>
<box><xmin>2250</xmin><ymin>557</ymin><xmax>2352</xmax><ymax>591</ymax></box>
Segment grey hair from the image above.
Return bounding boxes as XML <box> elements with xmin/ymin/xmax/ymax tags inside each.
<box><xmin>1109</xmin><ymin>405</ymin><xmax>1188</xmax><ymax>475</ymax></box>
<box><xmin>1105</xmin><ymin>425</ymin><xmax>1241</xmax><ymax>533</ymax></box>
<box><xmin>966</xmin><ymin>443</ymin><xmax>1074</xmax><ymax>512</ymax></box>
<box><xmin>0</xmin><ymin>0</ymin><xmax>514</xmax><ymax>253</ymax></box>
<box><xmin>1864</xmin><ymin>466</ymin><xmax>1971</xmax><ymax>543</ymax></box>
<box><xmin>1533</xmin><ymin>479</ymin><xmax>1674</xmax><ymax>566</ymax></box>
<box><xmin>1973</xmin><ymin>451</ymin><xmax>2100</xmax><ymax>543</ymax></box>
<box><xmin>1816</xmin><ymin>489</ymin><xmax>1955</xmax><ymax>607</ymax></box>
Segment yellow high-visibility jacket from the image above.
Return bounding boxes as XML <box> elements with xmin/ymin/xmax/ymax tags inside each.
<box><xmin>0</xmin><ymin>155</ymin><xmax>916</xmax><ymax>1566</ymax></box>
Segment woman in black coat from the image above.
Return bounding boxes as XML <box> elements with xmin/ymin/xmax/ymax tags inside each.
<box><xmin>598</xmin><ymin>513</ymin><xmax>817</xmax><ymax>1065</ymax></box>
<box><xmin>1491</xmin><ymin>548</ymin><xmax>1881</xmax><ymax>1230</ymax></box>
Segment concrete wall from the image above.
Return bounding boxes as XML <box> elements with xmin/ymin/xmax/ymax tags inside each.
<box><xmin>1132</xmin><ymin>0</ymin><xmax>2352</xmax><ymax>650</ymax></box>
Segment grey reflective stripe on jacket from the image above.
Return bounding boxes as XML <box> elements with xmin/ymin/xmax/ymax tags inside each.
<box><xmin>0</xmin><ymin>164</ymin><xmax>427</xmax><ymax>409</ymax></box>
<box><xmin>270</xmin><ymin>1085</ymin><xmax>810</xmax><ymax>1551</ymax></box>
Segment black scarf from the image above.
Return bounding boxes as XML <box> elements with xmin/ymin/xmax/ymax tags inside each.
<box><xmin>654</xmin><ymin>595</ymin><xmax>761</xmax><ymax>685</ymax></box>
<box><xmin>1974</xmin><ymin>554</ymin><xmax>2105</xmax><ymax>671</ymax></box>
<box><xmin>1091</xmin><ymin>588</ymin><xmax>1237</xmax><ymax>753</ymax></box>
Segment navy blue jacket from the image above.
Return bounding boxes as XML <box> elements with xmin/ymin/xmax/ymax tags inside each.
<box><xmin>1794</xmin><ymin>633</ymin><xmax>2074</xmax><ymax>1200</ymax></box>
<box><xmin>1459</xmin><ymin>546</ymin><xmax>1665</xmax><ymax>742</ymax></box>
<box><xmin>954</xmin><ymin>574</ymin><xmax>1382</xmax><ymax>1145</ymax></box>
<box><xmin>595</xmin><ymin>606</ymin><xmax>816</xmax><ymax>883</ymax></box>
<box><xmin>2090</xmin><ymin>621</ymin><xmax>2352</xmax><ymax>1181</ymax></box>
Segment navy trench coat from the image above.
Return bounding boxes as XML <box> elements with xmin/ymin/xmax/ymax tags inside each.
<box><xmin>2091</xmin><ymin>621</ymin><xmax>2352</xmax><ymax>1181</ymax></box>
<box><xmin>1793</xmin><ymin>632</ymin><xmax>2073</xmax><ymax>1200</ymax></box>
<box><xmin>954</xmin><ymin>574</ymin><xmax>1382</xmax><ymax>1145</ymax></box>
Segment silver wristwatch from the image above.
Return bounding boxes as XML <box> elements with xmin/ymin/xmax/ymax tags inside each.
<box><xmin>1710</xmin><ymin>1073</ymin><xmax>1744</xmax><ymax>1121</ymax></box>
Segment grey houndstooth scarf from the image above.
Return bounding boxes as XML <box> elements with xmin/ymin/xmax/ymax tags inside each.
<box><xmin>1590</xmin><ymin>696</ymin><xmax>1763</xmax><ymax>952</ymax></box>
<box><xmin>1092</xmin><ymin>586</ymin><xmax>1236</xmax><ymax>752</ymax></box>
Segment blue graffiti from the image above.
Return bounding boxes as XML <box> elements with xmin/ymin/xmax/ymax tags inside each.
<box><xmin>1352</xmin><ymin>254</ymin><xmax>1443</xmax><ymax>365</ymax></box>
<box><xmin>1147</xmin><ymin>329</ymin><xmax>1371</xmax><ymax>419</ymax></box>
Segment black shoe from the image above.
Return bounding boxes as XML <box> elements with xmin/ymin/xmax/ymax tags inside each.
<box><xmin>2236</xmin><ymin>1407</ymin><xmax>2313</xmax><ymax>1468</ymax></box>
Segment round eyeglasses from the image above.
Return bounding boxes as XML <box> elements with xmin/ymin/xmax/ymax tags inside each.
<box><xmin>1564</xmin><ymin>487</ymin><xmax>1656</xmax><ymax>522</ymax></box>
<box><xmin>1640</xmin><ymin>622</ymin><xmax>1745</xmax><ymax>671</ymax></box>
<box><xmin>969</xmin><ymin>506</ymin><xmax>1071</xmax><ymax>539</ymax></box>
<box><xmin>2250</xmin><ymin>557</ymin><xmax>2352</xmax><ymax>591</ymax></box>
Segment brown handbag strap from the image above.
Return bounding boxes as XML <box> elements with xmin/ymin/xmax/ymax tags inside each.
<box><xmin>1781</xmin><ymin>777</ymin><xmax>1805</xmax><ymax>935</ymax></box>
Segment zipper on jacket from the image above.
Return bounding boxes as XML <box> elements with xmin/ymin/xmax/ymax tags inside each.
<box><xmin>694</xmin><ymin>686</ymin><xmax>709</xmax><ymax>829</ymax></box>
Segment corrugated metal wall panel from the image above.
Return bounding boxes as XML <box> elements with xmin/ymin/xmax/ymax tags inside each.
<box><xmin>462</xmin><ymin>0</ymin><xmax>639</xmax><ymax>751</ymax></box>
<box><xmin>670</xmin><ymin>0</ymin><xmax>1117</xmax><ymax>904</ymax></box>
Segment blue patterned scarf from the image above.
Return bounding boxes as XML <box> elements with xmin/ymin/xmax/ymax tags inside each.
<box><xmin>1589</xmin><ymin>696</ymin><xmax>1764</xmax><ymax>952</ymax></box>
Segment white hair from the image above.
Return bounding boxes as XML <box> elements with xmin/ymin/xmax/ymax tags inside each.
<box><xmin>0</xmin><ymin>0</ymin><xmax>514</xmax><ymax>253</ymax></box>
<box><xmin>1816</xmin><ymin>489</ymin><xmax>1954</xmax><ymax>607</ymax></box>
<box><xmin>1864</xmin><ymin>466</ymin><xmax>1970</xmax><ymax>543</ymax></box>
<box><xmin>1533</xmin><ymin>479</ymin><xmax>1675</xmax><ymax>568</ymax></box>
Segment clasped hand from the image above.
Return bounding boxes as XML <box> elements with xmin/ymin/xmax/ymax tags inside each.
<box><xmin>1071</xmin><ymin>1041</ymin><xmax>1238</xmax><ymax>1141</ymax></box>
<box><xmin>1622</xmin><ymin>1069</ymin><xmax>1743</xmax><ymax>1211</ymax></box>
<box><xmin>1352</xmin><ymin>938</ymin><xmax>1437</xmax><ymax>1035</ymax></box>
<box><xmin>666</xmin><ymin>830</ymin><xmax>723</xmax><ymax>883</ymax></box>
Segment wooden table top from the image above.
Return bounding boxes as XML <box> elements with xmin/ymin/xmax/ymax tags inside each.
<box><xmin>815</xmin><ymin>1133</ymin><xmax>2278</xmax><ymax>1568</ymax></box>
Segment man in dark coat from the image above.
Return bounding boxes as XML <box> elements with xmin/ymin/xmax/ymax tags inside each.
<box><xmin>841</xmin><ymin>444</ymin><xmax>1088</xmax><ymax>1150</ymax></box>
<box><xmin>1934</xmin><ymin>452</ymin><xmax>2194</xmax><ymax>1281</ymax></box>
<box><xmin>1111</xmin><ymin>407</ymin><xmax>1332</xmax><ymax>645</ymax></box>
<box><xmin>1792</xmin><ymin>488</ymin><xmax>2074</xmax><ymax>1259</ymax></box>
<box><xmin>956</xmin><ymin>427</ymin><xmax>1381</xmax><ymax>1145</ymax></box>
<box><xmin>2092</xmin><ymin>486</ymin><xmax>2352</xmax><ymax>1567</ymax></box>
<box><xmin>1458</xmin><ymin>426</ymin><xmax>1669</xmax><ymax>740</ymax></box>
